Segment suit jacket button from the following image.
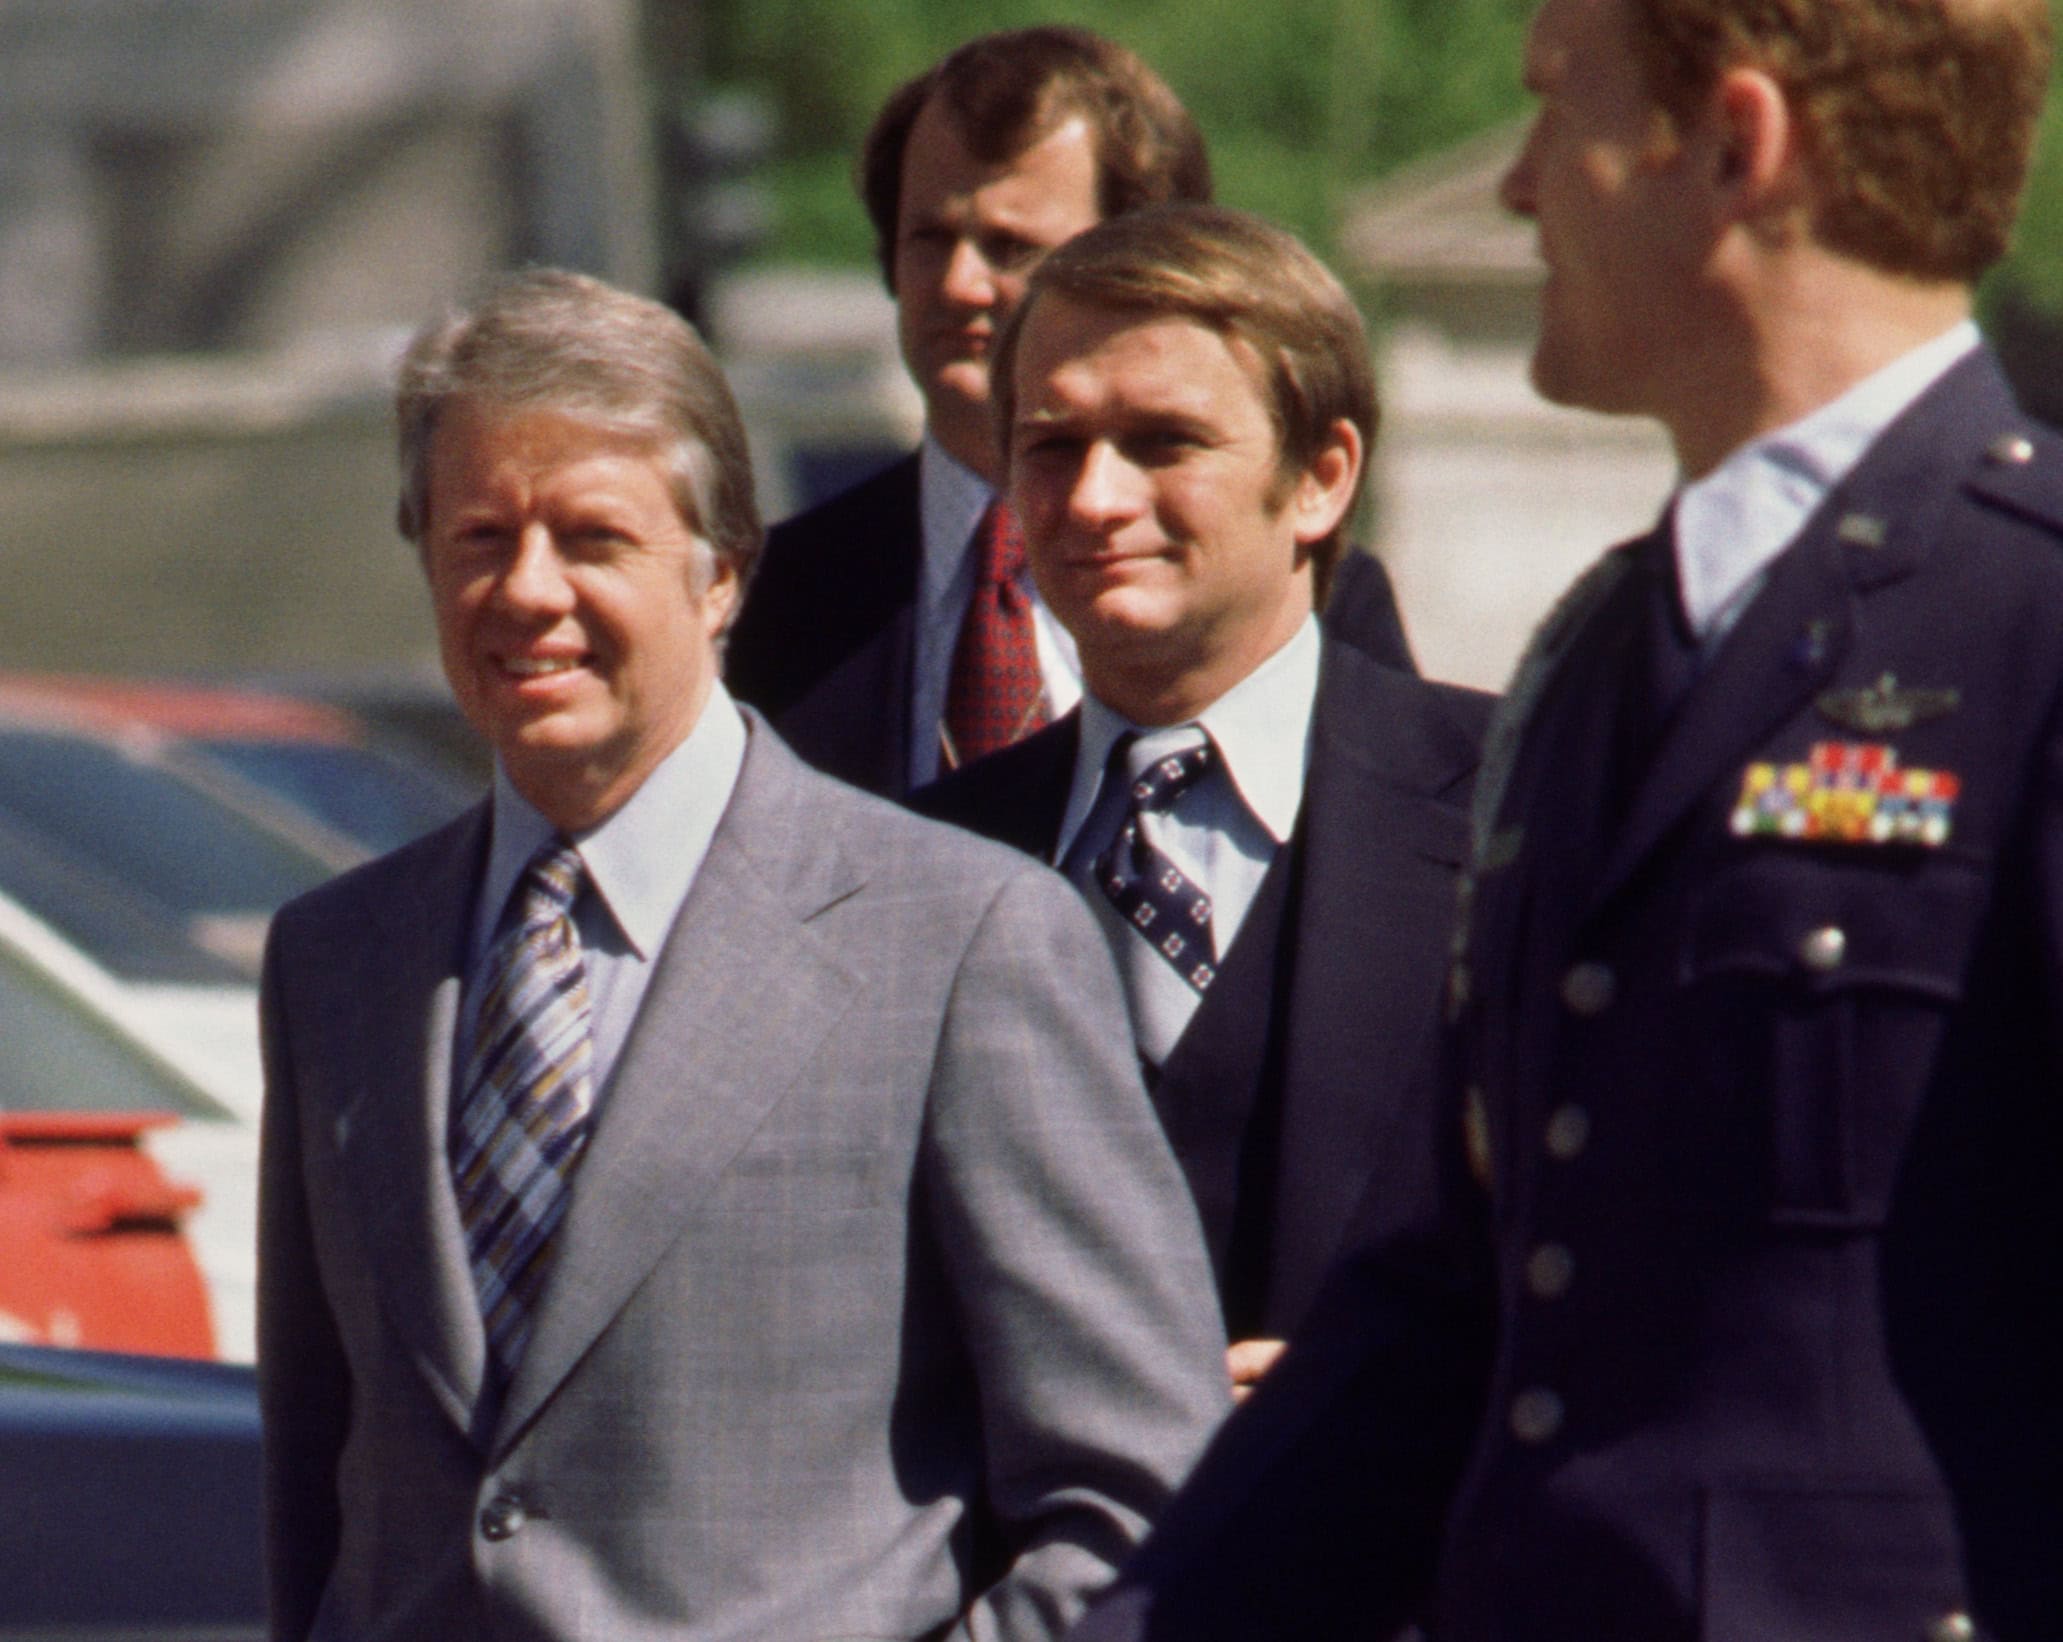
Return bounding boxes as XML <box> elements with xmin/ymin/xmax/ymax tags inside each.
<box><xmin>480</xmin><ymin>1494</ymin><xmax>526</xmax><ymax>1541</ymax></box>
<box><xmin>1526</xmin><ymin>1243</ymin><xmax>1575</xmax><ymax>1300</ymax></box>
<box><xmin>1508</xmin><ymin>1387</ymin><xmax>1564</xmax><ymax>1444</ymax></box>
<box><xmin>1559</xmin><ymin>962</ymin><xmax>1615</xmax><ymax>1016</ymax></box>
<box><xmin>1544</xmin><ymin>1105</ymin><xmax>1591</xmax><ymax>1161</ymax></box>
<box><xmin>1798</xmin><ymin>925</ymin><xmax>1847</xmax><ymax>973</ymax></box>
<box><xmin>1926</xmin><ymin>1614</ymin><xmax>1978</xmax><ymax>1642</ymax></box>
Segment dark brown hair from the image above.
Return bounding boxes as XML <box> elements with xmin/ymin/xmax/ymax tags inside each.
<box><xmin>859</xmin><ymin>26</ymin><xmax>1211</xmax><ymax>290</ymax></box>
<box><xmin>993</xmin><ymin>204</ymin><xmax>1377</xmax><ymax>592</ymax></box>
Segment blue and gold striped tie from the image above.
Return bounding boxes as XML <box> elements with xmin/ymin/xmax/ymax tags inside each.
<box><xmin>452</xmin><ymin>840</ymin><xmax>595</xmax><ymax>1391</ymax></box>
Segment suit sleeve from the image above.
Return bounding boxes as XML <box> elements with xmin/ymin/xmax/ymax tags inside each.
<box><xmin>919</xmin><ymin>862</ymin><xmax>1233</xmax><ymax>1642</ymax></box>
<box><xmin>256</xmin><ymin>921</ymin><xmax>352</xmax><ymax>1642</ymax></box>
<box><xmin>1069</xmin><ymin>1034</ymin><xmax>1497</xmax><ymax>1642</ymax></box>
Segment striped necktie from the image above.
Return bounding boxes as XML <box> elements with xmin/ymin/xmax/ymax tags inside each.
<box><xmin>451</xmin><ymin>840</ymin><xmax>595</xmax><ymax>1391</ymax></box>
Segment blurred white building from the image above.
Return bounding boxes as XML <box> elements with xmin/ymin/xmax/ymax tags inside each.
<box><xmin>0</xmin><ymin>0</ymin><xmax>652</xmax><ymax>673</ymax></box>
<box><xmin>1343</xmin><ymin>124</ymin><xmax>1677</xmax><ymax>691</ymax></box>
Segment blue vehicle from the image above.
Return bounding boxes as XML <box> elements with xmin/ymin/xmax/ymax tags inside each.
<box><xmin>0</xmin><ymin>1343</ymin><xmax>261</xmax><ymax>1639</ymax></box>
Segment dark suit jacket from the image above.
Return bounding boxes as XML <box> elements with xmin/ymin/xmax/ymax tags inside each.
<box><xmin>1071</xmin><ymin>347</ymin><xmax>2063</xmax><ymax>1642</ymax></box>
<box><xmin>256</xmin><ymin>715</ymin><xmax>1232</xmax><ymax>1642</ymax></box>
<box><xmin>918</xmin><ymin>639</ymin><xmax>1487</xmax><ymax>1340</ymax></box>
<box><xmin>725</xmin><ymin>452</ymin><xmax>1416</xmax><ymax>800</ymax></box>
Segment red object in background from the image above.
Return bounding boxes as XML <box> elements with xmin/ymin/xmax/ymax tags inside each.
<box><xmin>0</xmin><ymin>1113</ymin><xmax>215</xmax><ymax>1359</ymax></box>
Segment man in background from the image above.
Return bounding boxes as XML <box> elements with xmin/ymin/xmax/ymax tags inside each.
<box><xmin>920</xmin><ymin>204</ymin><xmax>1486</xmax><ymax>1399</ymax></box>
<box><xmin>724</xmin><ymin>26</ymin><xmax>1411</xmax><ymax>800</ymax></box>
<box><xmin>1073</xmin><ymin>0</ymin><xmax>2062</xmax><ymax>1636</ymax></box>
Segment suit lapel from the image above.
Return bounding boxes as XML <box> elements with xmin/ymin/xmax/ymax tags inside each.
<box><xmin>1588</xmin><ymin>350</ymin><xmax>2011</xmax><ymax>919</ymax></box>
<box><xmin>493</xmin><ymin>727</ymin><xmax>863</xmax><ymax>1452</ymax></box>
<box><xmin>911</xmin><ymin>712</ymin><xmax>1079</xmax><ymax>857</ymax></box>
<box><xmin>329</xmin><ymin>808</ymin><xmax>491</xmax><ymax>1437</ymax></box>
<box><xmin>1589</xmin><ymin>527</ymin><xmax>1854</xmax><ymax>912</ymax></box>
<box><xmin>1266</xmin><ymin>648</ymin><xmax>1477</xmax><ymax>1323</ymax></box>
<box><xmin>984</xmin><ymin>715</ymin><xmax>1078</xmax><ymax>858</ymax></box>
<box><xmin>773</xmin><ymin>602</ymin><xmax>916</xmax><ymax>796</ymax></box>
<box><xmin>776</xmin><ymin>458</ymin><xmax>921</xmax><ymax>796</ymax></box>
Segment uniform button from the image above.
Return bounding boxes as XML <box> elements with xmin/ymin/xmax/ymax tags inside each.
<box><xmin>1509</xmin><ymin>1387</ymin><xmax>1564</xmax><ymax>1444</ymax></box>
<box><xmin>1559</xmin><ymin>962</ymin><xmax>1615</xmax><ymax>1016</ymax></box>
<box><xmin>1544</xmin><ymin>1105</ymin><xmax>1591</xmax><ymax>1161</ymax></box>
<box><xmin>1987</xmin><ymin>433</ymin><xmax>2035</xmax><ymax>466</ymax></box>
<box><xmin>1526</xmin><ymin>1243</ymin><xmax>1575</xmax><ymax>1300</ymax></box>
<box><xmin>1463</xmin><ymin>1085</ymin><xmax>1494</xmax><ymax>1187</ymax></box>
<box><xmin>1798</xmin><ymin>925</ymin><xmax>1847</xmax><ymax>973</ymax></box>
<box><xmin>1926</xmin><ymin>1614</ymin><xmax>1978</xmax><ymax>1642</ymax></box>
<box><xmin>480</xmin><ymin>1494</ymin><xmax>527</xmax><ymax>1541</ymax></box>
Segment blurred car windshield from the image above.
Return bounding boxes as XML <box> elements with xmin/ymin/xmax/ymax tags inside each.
<box><xmin>0</xmin><ymin>728</ymin><xmax>335</xmax><ymax>972</ymax></box>
<box><xmin>190</xmin><ymin>736</ymin><xmax>470</xmax><ymax>856</ymax></box>
<box><xmin>0</xmin><ymin>938</ymin><xmax>231</xmax><ymax>1119</ymax></box>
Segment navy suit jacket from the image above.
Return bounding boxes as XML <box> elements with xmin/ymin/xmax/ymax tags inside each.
<box><xmin>918</xmin><ymin>639</ymin><xmax>1487</xmax><ymax>1340</ymax></box>
<box><xmin>725</xmin><ymin>452</ymin><xmax>1417</xmax><ymax>801</ymax></box>
<box><xmin>1070</xmin><ymin>346</ymin><xmax>2063</xmax><ymax>1642</ymax></box>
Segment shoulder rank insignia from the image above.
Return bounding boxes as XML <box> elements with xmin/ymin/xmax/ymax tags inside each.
<box><xmin>1816</xmin><ymin>673</ymin><xmax>1959</xmax><ymax>734</ymax></box>
<box><xmin>1731</xmin><ymin>741</ymin><xmax>1958</xmax><ymax>847</ymax></box>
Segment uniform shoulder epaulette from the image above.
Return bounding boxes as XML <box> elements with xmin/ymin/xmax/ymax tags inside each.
<box><xmin>1963</xmin><ymin>420</ymin><xmax>2063</xmax><ymax>536</ymax></box>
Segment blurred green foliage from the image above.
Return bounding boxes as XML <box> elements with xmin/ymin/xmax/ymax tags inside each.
<box><xmin>1991</xmin><ymin>76</ymin><xmax>2063</xmax><ymax>312</ymax></box>
<box><xmin>698</xmin><ymin>0</ymin><xmax>1536</xmax><ymax>265</ymax></box>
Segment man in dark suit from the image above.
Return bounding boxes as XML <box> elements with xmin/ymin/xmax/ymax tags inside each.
<box><xmin>919</xmin><ymin>205</ymin><xmax>1488</xmax><ymax>1397</ymax></box>
<box><xmin>724</xmin><ymin>27</ymin><xmax>1412</xmax><ymax>800</ymax></box>
<box><xmin>256</xmin><ymin>269</ymin><xmax>1231</xmax><ymax>1642</ymax></box>
<box><xmin>1070</xmin><ymin>0</ymin><xmax>2062</xmax><ymax>1638</ymax></box>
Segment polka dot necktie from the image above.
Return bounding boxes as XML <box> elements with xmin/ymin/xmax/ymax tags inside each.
<box><xmin>1081</xmin><ymin>731</ymin><xmax>1222</xmax><ymax>1068</ymax></box>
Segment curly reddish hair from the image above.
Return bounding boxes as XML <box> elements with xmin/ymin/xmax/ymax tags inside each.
<box><xmin>1625</xmin><ymin>0</ymin><xmax>2052</xmax><ymax>281</ymax></box>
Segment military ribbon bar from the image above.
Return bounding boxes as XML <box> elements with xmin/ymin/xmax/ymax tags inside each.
<box><xmin>1730</xmin><ymin>741</ymin><xmax>1958</xmax><ymax>847</ymax></box>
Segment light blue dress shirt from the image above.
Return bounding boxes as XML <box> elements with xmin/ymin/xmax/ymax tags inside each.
<box><xmin>1673</xmin><ymin>320</ymin><xmax>1980</xmax><ymax>648</ymax></box>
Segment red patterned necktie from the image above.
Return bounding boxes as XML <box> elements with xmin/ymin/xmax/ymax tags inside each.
<box><xmin>942</xmin><ymin>499</ymin><xmax>1049</xmax><ymax>767</ymax></box>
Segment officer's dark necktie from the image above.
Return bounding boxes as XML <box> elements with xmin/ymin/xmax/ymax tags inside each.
<box><xmin>1606</xmin><ymin>519</ymin><xmax>1702</xmax><ymax>827</ymax></box>
<box><xmin>451</xmin><ymin>840</ymin><xmax>596</xmax><ymax>1393</ymax></box>
<box><xmin>942</xmin><ymin>499</ymin><xmax>1049</xmax><ymax>768</ymax></box>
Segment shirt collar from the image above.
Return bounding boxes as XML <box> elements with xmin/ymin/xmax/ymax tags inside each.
<box><xmin>1672</xmin><ymin>319</ymin><xmax>1980</xmax><ymax>639</ymax></box>
<box><xmin>917</xmin><ymin>433</ymin><xmax>997</xmax><ymax>612</ymax></box>
<box><xmin>1063</xmin><ymin>615</ymin><xmax>1321</xmax><ymax>854</ymax></box>
<box><xmin>478</xmin><ymin>683</ymin><xmax>748</xmax><ymax>960</ymax></box>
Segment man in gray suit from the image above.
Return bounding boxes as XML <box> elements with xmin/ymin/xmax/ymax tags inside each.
<box><xmin>256</xmin><ymin>268</ymin><xmax>1230</xmax><ymax>1642</ymax></box>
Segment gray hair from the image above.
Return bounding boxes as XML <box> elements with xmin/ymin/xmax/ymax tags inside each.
<box><xmin>394</xmin><ymin>268</ymin><xmax>762</xmax><ymax>595</ymax></box>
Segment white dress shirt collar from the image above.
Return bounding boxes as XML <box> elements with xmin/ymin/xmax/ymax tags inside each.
<box><xmin>1059</xmin><ymin>614</ymin><xmax>1322</xmax><ymax>860</ymax></box>
<box><xmin>476</xmin><ymin>683</ymin><xmax>748</xmax><ymax>962</ymax></box>
<box><xmin>1672</xmin><ymin>319</ymin><xmax>1980</xmax><ymax>642</ymax></box>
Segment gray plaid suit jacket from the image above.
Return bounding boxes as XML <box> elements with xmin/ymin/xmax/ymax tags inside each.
<box><xmin>257</xmin><ymin>712</ymin><xmax>1230</xmax><ymax>1642</ymax></box>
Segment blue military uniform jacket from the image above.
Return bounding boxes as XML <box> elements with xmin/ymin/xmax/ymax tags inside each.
<box><xmin>1073</xmin><ymin>346</ymin><xmax>2063</xmax><ymax>1642</ymax></box>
